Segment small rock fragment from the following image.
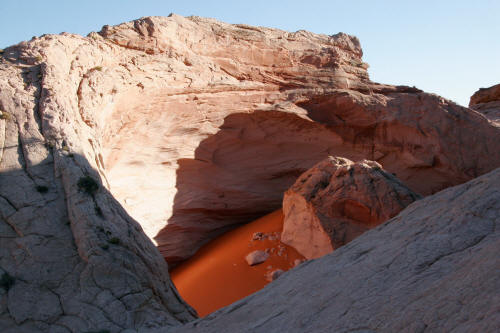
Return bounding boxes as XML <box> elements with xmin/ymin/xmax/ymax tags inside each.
<box><xmin>277</xmin><ymin>245</ymin><xmax>286</xmax><ymax>256</ymax></box>
<box><xmin>252</xmin><ymin>232</ymin><xmax>264</xmax><ymax>241</ymax></box>
<box><xmin>245</xmin><ymin>250</ymin><xmax>269</xmax><ymax>266</ymax></box>
<box><xmin>293</xmin><ymin>259</ymin><xmax>305</xmax><ymax>267</ymax></box>
<box><xmin>266</xmin><ymin>269</ymin><xmax>285</xmax><ymax>281</ymax></box>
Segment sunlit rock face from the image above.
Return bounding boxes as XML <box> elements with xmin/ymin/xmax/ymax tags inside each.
<box><xmin>1</xmin><ymin>13</ymin><xmax>500</xmax><ymax>332</ymax></box>
<box><xmin>282</xmin><ymin>157</ymin><xmax>420</xmax><ymax>259</ymax></box>
<box><xmin>469</xmin><ymin>83</ymin><xmax>500</xmax><ymax>126</ymax></box>
<box><xmin>2</xmin><ymin>15</ymin><xmax>499</xmax><ymax>268</ymax></box>
<box><xmin>93</xmin><ymin>15</ymin><xmax>500</xmax><ymax>264</ymax></box>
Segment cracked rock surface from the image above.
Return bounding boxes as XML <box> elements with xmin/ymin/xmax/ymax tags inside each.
<box><xmin>0</xmin><ymin>19</ymin><xmax>197</xmax><ymax>333</ymax></box>
<box><xmin>173</xmin><ymin>167</ymin><xmax>500</xmax><ymax>333</ymax></box>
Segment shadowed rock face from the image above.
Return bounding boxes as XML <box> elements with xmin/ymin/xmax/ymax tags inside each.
<box><xmin>1</xmin><ymin>15</ymin><xmax>499</xmax><ymax>268</ymax></box>
<box><xmin>469</xmin><ymin>83</ymin><xmax>500</xmax><ymax>126</ymax></box>
<box><xmin>282</xmin><ymin>157</ymin><xmax>420</xmax><ymax>259</ymax></box>
<box><xmin>173</xmin><ymin>167</ymin><xmax>500</xmax><ymax>333</ymax></box>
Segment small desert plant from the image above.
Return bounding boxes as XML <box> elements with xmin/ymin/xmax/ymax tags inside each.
<box><xmin>35</xmin><ymin>55</ymin><xmax>43</xmax><ymax>62</ymax></box>
<box><xmin>0</xmin><ymin>272</ymin><xmax>15</xmax><ymax>291</ymax></box>
<box><xmin>93</xmin><ymin>66</ymin><xmax>103</xmax><ymax>71</ymax></box>
<box><xmin>0</xmin><ymin>111</ymin><xmax>11</xmax><ymax>120</ymax></box>
<box><xmin>36</xmin><ymin>185</ymin><xmax>49</xmax><ymax>193</ymax></box>
<box><xmin>77</xmin><ymin>175</ymin><xmax>99</xmax><ymax>195</ymax></box>
<box><xmin>108</xmin><ymin>237</ymin><xmax>120</xmax><ymax>245</ymax></box>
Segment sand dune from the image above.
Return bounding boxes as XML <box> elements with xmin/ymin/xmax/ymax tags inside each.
<box><xmin>170</xmin><ymin>210</ymin><xmax>305</xmax><ymax>317</ymax></box>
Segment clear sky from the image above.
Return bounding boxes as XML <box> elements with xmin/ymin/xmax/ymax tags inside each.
<box><xmin>1</xmin><ymin>0</ymin><xmax>499</xmax><ymax>106</ymax></box>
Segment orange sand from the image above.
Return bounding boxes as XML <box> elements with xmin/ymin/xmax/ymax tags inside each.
<box><xmin>170</xmin><ymin>209</ymin><xmax>305</xmax><ymax>317</ymax></box>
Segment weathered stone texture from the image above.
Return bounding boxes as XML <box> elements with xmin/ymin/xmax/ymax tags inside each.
<box><xmin>469</xmin><ymin>83</ymin><xmax>500</xmax><ymax>126</ymax></box>
<box><xmin>1</xmin><ymin>14</ymin><xmax>500</xmax><ymax>332</ymax></box>
<box><xmin>282</xmin><ymin>157</ymin><xmax>420</xmax><ymax>259</ymax></box>
<box><xmin>173</xmin><ymin>167</ymin><xmax>500</xmax><ymax>333</ymax></box>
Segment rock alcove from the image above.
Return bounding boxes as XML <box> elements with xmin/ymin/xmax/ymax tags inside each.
<box><xmin>1</xmin><ymin>14</ymin><xmax>500</xmax><ymax>331</ymax></box>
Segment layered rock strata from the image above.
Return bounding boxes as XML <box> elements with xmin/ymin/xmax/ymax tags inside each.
<box><xmin>282</xmin><ymin>156</ymin><xmax>420</xmax><ymax>259</ymax></box>
<box><xmin>469</xmin><ymin>83</ymin><xmax>500</xmax><ymax>126</ymax></box>
<box><xmin>71</xmin><ymin>15</ymin><xmax>500</xmax><ymax>264</ymax></box>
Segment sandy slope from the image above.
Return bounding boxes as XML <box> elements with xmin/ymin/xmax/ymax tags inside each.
<box><xmin>171</xmin><ymin>210</ymin><xmax>304</xmax><ymax>316</ymax></box>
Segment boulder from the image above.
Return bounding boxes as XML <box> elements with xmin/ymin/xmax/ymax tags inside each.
<box><xmin>282</xmin><ymin>157</ymin><xmax>420</xmax><ymax>259</ymax></box>
<box><xmin>174</xmin><ymin>167</ymin><xmax>500</xmax><ymax>333</ymax></box>
<box><xmin>245</xmin><ymin>250</ymin><xmax>269</xmax><ymax>266</ymax></box>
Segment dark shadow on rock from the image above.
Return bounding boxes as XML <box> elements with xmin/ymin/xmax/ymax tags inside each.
<box><xmin>155</xmin><ymin>110</ymin><xmax>363</xmax><ymax>265</ymax></box>
<box><xmin>155</xmin><ymin>92</ymin><xmax>500</xmax><ymax>266</ymax></box>
<box><xmin>0</xmin><ymin>150</ymin><xmax>196</xmax><ymax>332</ymax></box>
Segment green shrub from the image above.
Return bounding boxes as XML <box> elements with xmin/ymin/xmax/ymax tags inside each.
<box><xmin>0</xmin><ymin>111</ymin><xmax>11</xmax><ymax>120</ymax></box>
<box><xmin>77</xmin><ymin>176</ymin><xmax>99</xmax><ymax>195</ymax></box>
<box><xmin>0</xmin><ymin>272</ymin><xmax>15</xmax><ymax>291</ymax></box>
<box><xmin>108</xmin><ymin>237</ymin><xmax>120</xmax><ymax>245</ymax></box>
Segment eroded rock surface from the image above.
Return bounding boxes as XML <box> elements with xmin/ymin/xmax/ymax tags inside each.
<box><xmin>282</xmin><ymin>157</ymin><xmax>420</xmax><ymax>259</ymax></box>
<box><xmin>470</xmin><ymin>83</ymin><xmax>500</xmax><ymax>126</ymax></box>
<box><xmin>51</xmin><ymin>14</ymin><xmax>498</xmax><ymax>265</ymax></box>
<box><xmin>173</xmin><ymin>167</ymin><xmax>500</xmax><ymax>333</ymax></box>
<box><xmin>0</xmin><ymin>14</ymin><xmax>499</xmax><ymax>332</ymax></box>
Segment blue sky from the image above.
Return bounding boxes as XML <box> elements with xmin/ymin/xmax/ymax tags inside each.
<box><xmin>1</xmin><ymin>0</ymin><xmax>499</xmax><ymax>106</ymax></box>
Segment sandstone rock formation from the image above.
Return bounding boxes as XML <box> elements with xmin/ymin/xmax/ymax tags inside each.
<box><xmin>1</xmin><ymin>14</ymin><xmax>500</xmax><ymax>332</ymax></box>
<box><xmin>173</xmin><ymin>167</ymin><xmax>500</xmax><ymax>333</ymax></box>
<box><xmin>29</xmin><ymin>13</ymin><xmax>498</xmax><ymax>265</ymax></box>
<box><xmin>282</xmin><ymin>157</ymin><xmax>420</xmax><ymax>259</ymax></box>
<box><xmin>469</xmin><ymin>83</ymin><xmax>500</xmax><ymax>126</ymax></box>
<box><xmin>266</xmin><ymin>269</ymin><xmax>284</xmax><ymax>282</ymax></box>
